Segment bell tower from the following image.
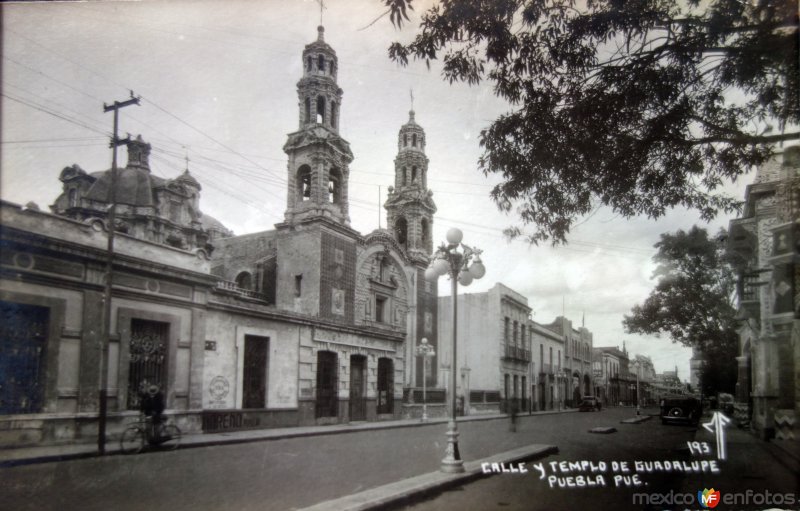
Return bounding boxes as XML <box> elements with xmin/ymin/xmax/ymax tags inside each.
<box><xmin>384</xmin><ymin>110</ymin><xmax>437</xmax><ymax>261</ymax></box>
<box><xmin>283</xmin><ymin>26</ymin><xmax>353</xmax><ymax>227</ymax></box>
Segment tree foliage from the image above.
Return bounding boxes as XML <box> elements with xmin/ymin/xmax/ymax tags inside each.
<box><xmin>623</xmin><ymin>226</ymin><xmax>738</xmax><ymax>394</ymax></box>
<box><xmin>387</xmin><ymin>0</ymin><xmax>799</xmax><ymax>243</ymax></box>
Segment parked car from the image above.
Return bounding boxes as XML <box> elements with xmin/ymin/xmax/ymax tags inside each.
<box><xmin>578</xmin><ymin>396</ymin><xmax>601</xmax><ymax>412</ymax></box>
<box><xmin>660</xmin><ymin>395</ymin><xmax>702</xmax><ymax>425</ymax></box>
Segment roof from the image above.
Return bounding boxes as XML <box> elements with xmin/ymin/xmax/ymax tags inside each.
<box><xmin>84</xmin><ymin>166</ymin><xmax>156</xmax><ymax>207</ymax></box>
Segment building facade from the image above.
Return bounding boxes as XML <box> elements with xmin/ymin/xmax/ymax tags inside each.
<box><xmin>436</xmin><ymin>283</ymin><xmax>530</xmax><ymax>415</ymax></box>
<box><xmin>541</xmin><ymin>317</ymin><xmax>594</xmax><ymax>406</ymax></box>
<box><xmin>0</xmin><ymin>25</ymin><xmax>443</xmax><ymax>447</ymax></box>
<box><xmin>728</xmin><ymin>146</ymin><xmax>799</xmax><ymax>440</ymax></box>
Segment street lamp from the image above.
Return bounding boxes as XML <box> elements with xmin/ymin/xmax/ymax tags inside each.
<box><xmin>631</xmin><ymin>360</ymin><xmax>641</xmax><ymax>415</ymax></box>
<box><xmin>425</xmin><ymin>227</ymin><xmax>485</xmax><ymax>473</ymax></box>
<box><xmin>415</xmin><ymin>337</ymin><xmax>436</xmax><ymax>422</ymax></box>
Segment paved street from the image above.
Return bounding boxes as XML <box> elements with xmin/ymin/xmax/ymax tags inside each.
<box><xmin>402</xmin><ymin>408</ymin><xmax>799</xmax><ymax>511</ymax></box>
<box><xmin>3</xmin><ymin>411</ymin><xmax>561</xmax><ymax>511</ymax></box>
<box><xmin>3</xmin><ymin>408</ymin><xmax>795</xmax><ymax>511</ymax></box>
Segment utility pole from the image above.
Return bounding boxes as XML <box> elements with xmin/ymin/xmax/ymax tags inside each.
<box><xmin>98</xmin><ymin>92</ymin><xmax>140</xmax><ymax>454</ymax></box>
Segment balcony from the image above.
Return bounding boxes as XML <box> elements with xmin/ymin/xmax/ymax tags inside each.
<box><xmin>215</xmin><ymin>280</ymin><xmax>270</xmax><ymax>302</ymax></box>
<box><xmin>503</xmin><ymin>345</ymin><xmax>530</xmax><ymax>362</ymax></box>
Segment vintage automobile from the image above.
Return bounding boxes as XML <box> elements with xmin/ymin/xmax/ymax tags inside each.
<box><xmin>578</xmin><ymin>396</ymin><xmax>602</xmax><ymax>412</ymax></box>
<box><xmin>660</xmin><ymin>395</ymin><xmax>702</xmax><ymax>425</ymax></box>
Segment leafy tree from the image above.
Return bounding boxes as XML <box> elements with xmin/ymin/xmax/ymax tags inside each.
<box><xmin>623</xmin><ymin>226</ymin><xmax>738</xmax><ymax>395</ymax></box>
<box><xmin>385</xmin><ymin>0</ymin><xmax>799</xmax><ymax>243</ymax></box>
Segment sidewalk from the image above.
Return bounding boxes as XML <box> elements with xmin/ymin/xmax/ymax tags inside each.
<box><xmin>0</xmin><ymin>408</ymin><xmax>576</xmax><ymax>467</ymax></box>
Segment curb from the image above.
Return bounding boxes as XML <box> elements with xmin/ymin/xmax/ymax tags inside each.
<box><xmin>296</xmin><ymin>444</ymin><xmax>559</xmax><ymax>511</ymax></box>
<box><xmin>0</xmin><ymin>409</ymin><xmax>576</xmax><ymax>468</ymax></box>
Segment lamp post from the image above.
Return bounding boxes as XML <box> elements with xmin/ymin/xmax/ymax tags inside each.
<box><xmin>425</xmin><ymin>227</ymin><xmax>485</xmax><ymax>474</ymax></box>
<box><xmin>415</xmin><ymin>337</ymin><xmax>436</xmax><ymax>422</ymax></box>
<box><xmin>631</xmin><ymin>360</ymin><xmax>641</xmax><ymax>415</ymax></box>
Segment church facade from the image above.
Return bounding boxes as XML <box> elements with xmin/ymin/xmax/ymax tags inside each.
<box><xmin>0</xmin><ymin>26</ymin><xmax>440</xmax><ymax>447</ymax></box>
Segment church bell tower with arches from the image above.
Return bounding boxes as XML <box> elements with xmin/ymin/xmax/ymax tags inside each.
<box><xmin>282</xmin><ymin>25</ymin><xmax>353</xmax><ymax>227</ymax></box>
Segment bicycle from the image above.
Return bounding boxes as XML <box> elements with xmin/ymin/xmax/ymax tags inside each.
<box><xmin>119</xmin><ymin>415</ymin><xmax>181</xmax><ymax>454</ymax></box>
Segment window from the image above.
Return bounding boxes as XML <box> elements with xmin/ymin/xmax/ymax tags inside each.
<box><xmin>378</xmin><ymin>256</ymin><xmax>388</xmax><ymax>282</ymax></box>
<box><xmin>411</xmin><ymin>166</ymin><xmax>417</xmax><ymax>182</ymax></box>
<box><xmin>295</xmin><ymin>275</ymin><xmax>302</xmax><ymax>297</ymax></box>
<box><xmin>297</xmin><ymin>165</ymin><xmax>312</xmax><ymax>202</ymax></box>
<box><xmin>558</xmin><ymin>350</ymin><xmax>561</xmax><ymax>370</ymax></box>
<box><xmin>504</xmin><ymin>317</ymin><xmax>510</xmax><ymax>342</ymax></box>
<box><xmin>420</xmin><ymin>219</ymin><xmax>429</xmax><ymax>247</ymax></box>
<box><xmin>395</xmin><ymin>217</ymin><xmax>408</xmax><ymax>247</ymax></box>
<box><xmin>305</xmin><ymin>97</ymin><xmax>311</xmax><ymax>124</ymax></box>
<box><xmin>306</xmin><ymin>56</ymin><xmax>312</xmax><ymax>71</ymax></box>
<box><xmin>412</xmin><ymin>133</ymin><xmax>417</xmax><ymax>147</ymax></box>
<box><xmin>504</xmin><ymin>374</ymin><xmax>510</xmax><ymax>399</ymax></box>
<box><xmin>328</xmin><ymin>168</ymin><xmax>341</xmax><ymax>203</ymax></box>
<box><xmin>549</xmin><ymin>347</ymin><xmax>553</xmax><ymax>367</ymax></box>
<box><xmin>68</xmin><ymin>188</ymin><xmax>77</xmax><ymax>207</ymax></box>
<box><xmin>513</xmin><ymin>321</ymin><xmax>518</xmax><ymax>347</ymax></box>
<box><xmin>540</xmin><ymin>344</ymin><xmax>544</xmax><ymax>368</ymax></box>
<box><xmin>331</xmin><ymin>101</ymin><xmax>338</xmax><ymax>129</ymax></box>
<box><xmin>316</xmin><ymin>96</ymin><xmax>326</xmax><ymax>124</ymax></box>
<box><xmin>127</xmin><ymin>318</ymin><xmax>169</xmax><ymax>410</ymax></box>
<box><xmin>403</xmin><ymin>134</ymin><xmax>408</xmax><ymax>147</ymax></box>
<box><xmin>318</xmin><ymin>54</ymin><xmax>325</xmax><ymax>72</ymax></box>
<box><xmin>401</xmin><ymin>167</ymin><xmax>407</xmax><ymax>186</ymax></box>
<box><xmin>0</xmin><ymin>301</ymin><xmax>49</xmax><ymax>414</ymax></box>
<box><xmin>235</xmin><ymin>271</ymin><xmax>253</xmax><ymax>290</ymax></box>
<box><xmin>375</xmin><ymin>295</ymin><xmax>387</xmax><ymax>323</ymax></box>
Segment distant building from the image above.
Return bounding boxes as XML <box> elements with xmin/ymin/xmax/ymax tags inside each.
<box><xmin>541</xmin><ymin>316</ymin><xmax>594</xmax><ymax>406</ymax></box>
<box><xmin>727</xmin><ymin>146</ymin><xmax>799</xmax><ymax>440</ymax></box>
<box><xmin>437</xmin><ymin>282</ymin><xmax>593</xmax><ymax>414</ymax></box>
<box><xmin>592</xmin><ymin>345</ymin><xmax>634</xmax><ymax>405</ymax></box>
<box><xmin>437</xmin><ymin>283</ymin><xmax>531</xmax><ymax>415</ymax></box>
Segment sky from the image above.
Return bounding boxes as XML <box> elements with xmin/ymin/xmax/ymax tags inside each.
<box><xmin>1</xmin><ymin>0</ymin><xmax>755</xmax><ymax>381</ymax></box>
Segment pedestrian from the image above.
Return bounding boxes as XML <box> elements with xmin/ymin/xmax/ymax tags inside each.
<box><xmin>140</xmin><ymin>384</ymin><xmax>165</xmax><ymax>438</ymax></box>
<box><xmin>509</xmin><ymin>399</ymin><xmax>518</xmax><ymax>432</ymax></box>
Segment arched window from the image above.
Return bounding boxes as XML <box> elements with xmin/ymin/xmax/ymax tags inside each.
<box><xmin>395</xmin><ymin>217</ymin><xmax>408</xmax><ymax>247</ymax></box>
<box><xmin>316</xmin><ymin>96</ymin><xmax>326</xmax><ymax>124</ymax></box>
<box><xmin>420</xmin><ymin>218</ymin><xmax>429</xmax><ymax>247</ymax></box>
<box><xmin>318</xmin><ymin>54</ymin><xmax>325</xmax><ymax>72</ymax></box>
<box><xmin>401</xmin><ymin>167</ymin><xmax>407</xmax><ymax>186</ymax></box>
<box><xmin>330</xmin><ymin>60</ymin><xmax>336</xmax><ymax>76</ymax></box>
<box><xmin>403</xmin><ymin>134</ymin><xmax>408</xmax><ymax>147</ymax></box>
<box><xmin>411</xmin><ymin>166</ymin><xmax>417</xmax><ymax>182</ymax></box>
<box><xmin>328</xmin><ymin>168</ymin><xmax>341</xmax><ymax>203</ymax></box>
<box><xmin>297</xmin><ymin>165</ymin><xmax>312</xmax><ymax>202</ymax></box>
<box><xmin>331</xmin><ymin>101</ymin><xmax>338</xmax><ymax>129</ymax></box>
<box><xmin>235</xmin><ymin>271</ymin><xmax>253</xmax><ymax>290</ymax></box>
<box><xmin>412</xmin><ymin>133</ymin><xmax>417</xmax><ymax>147</ymax></box>
<box><xmin>306</xmin><ymin>56</ymin><xmax>312</xmax><ymax>71</ymax></box>
<box><xmin>305</xmin><ymin>97</ymin><xmax>311</xmax><ymax>124</ymax></box>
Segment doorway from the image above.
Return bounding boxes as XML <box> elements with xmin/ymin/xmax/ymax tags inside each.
<box><xmin>349</xmin><ymin>355</ymin><xmax>366</xmax><ymax>421</ymax></box>
<box><xmin>242</xmin><ymin>335</ymin><xmax>269</xmax><ymax>408</ymax></box>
